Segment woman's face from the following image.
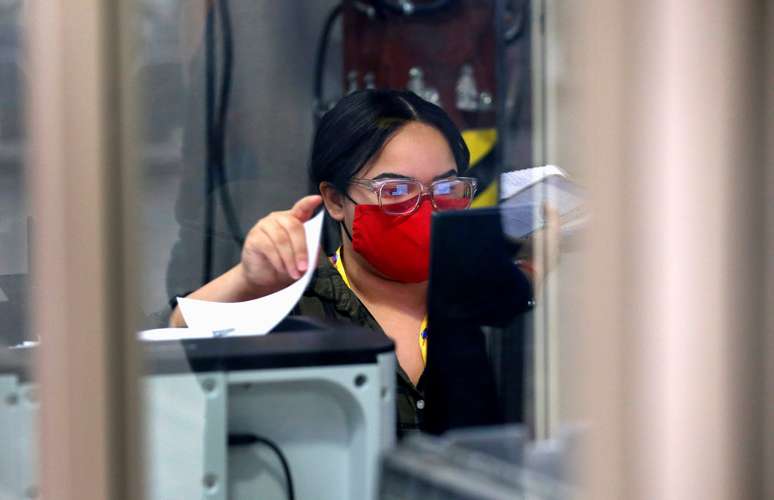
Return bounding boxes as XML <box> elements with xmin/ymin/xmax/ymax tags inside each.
<box><xmin>318</xmin><ymin>120</ymin><xmax>460</xmax><ymax>280</ymax></box>
<box><xmin>346</xmin><ymin>121</ymin><xmax>458</xmax><ymax>208</ymax></box>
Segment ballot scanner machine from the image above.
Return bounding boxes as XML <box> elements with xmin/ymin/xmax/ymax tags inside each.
<box><xmin>0</xmin><ymin>323</ymin><xmax>396</xmax><ymax>500</ymax></box>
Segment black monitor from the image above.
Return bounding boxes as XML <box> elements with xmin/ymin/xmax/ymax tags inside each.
<box><xmin>428</xmin><ymin>207</ymin><xmax>531</xmax><ymax>326</ymax></box>
<box><xmin>422</xmin><ymin>207</ymin><xmax>533</xmax><ymax>434</ymax></box>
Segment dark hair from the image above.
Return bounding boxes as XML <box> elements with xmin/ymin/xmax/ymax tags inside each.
<box><xmin>308</xmin><ymin>89</ymin><xmax>470</xmax><ymax>194</ymax></box>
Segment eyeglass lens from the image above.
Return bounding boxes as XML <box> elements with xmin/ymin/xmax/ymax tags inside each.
<box><xmin>432</xmin><ymin>179</ymin><xmax>473</xmax><ymax>210</ymax></box>
<box><xmin>379</xmin><ymin>179</ymin><xmax>472</xmax><ymax>215</ymax></box>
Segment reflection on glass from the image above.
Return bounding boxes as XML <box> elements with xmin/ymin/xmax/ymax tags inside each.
<box><xmin>0</xmin><ymin>2</ymin><xmax>39</xmax><ymax>499</ymax></box>
<box><xmin>0</xmin><ymin>0</ymin><xmax>28</xmax><ymax>347</ymax></box>
<box><xmin>135</xmin><ymin>1</ymin><xmax>575</xmax><ymax>498</ymax></box>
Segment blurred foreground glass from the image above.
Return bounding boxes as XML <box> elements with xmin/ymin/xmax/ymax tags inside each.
<box><xmin>132</xmin><ymin>0</ymin><xmax>583</xmax><ymax>498</ymax></box>
<box><xmin>135</xmin><ymin>1</ymin><xmax>375</xmax><ymax>498</ymax></box>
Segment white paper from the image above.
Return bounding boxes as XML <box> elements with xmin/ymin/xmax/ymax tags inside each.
<box><xmin>500</xmin><ymin>165</ymin><xmax>566</xmax><ymax>200</ymax></box>
<box><xmin>138</xmin><ymin>327</ymin><xmax>271</xmax><ymax>341</ymax></box>
<box><xmin>138</xmin><ymin>328</ymin><xmax>213</xmax><ymax>341</ymax></box>
<box><xmin>499</xmin><ymin>166</ymin><xmax>586</xmax><ymax>239</ymax></box>
<box><xmin>176</xmin><ymin>210</ymin><xmax>325</xmax><ymax>335</ymax></box>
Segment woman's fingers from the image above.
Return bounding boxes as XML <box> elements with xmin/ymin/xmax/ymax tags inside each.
<box><xmin>542</xmin><ymin>203</ymin><xmax>561</xmax><ymax>268</ymax></box>
<box><xmin>248</xmin><ymin>224</ymin><xmax>284</xmax><ymax>278</ymax></box>
<box><xmin>274</xmin><ymin>214</ymin><xmax>309</xmax><ymax>272</ymax></box>
<box><xmin>289</xmin><ymin>195</ymin><xmax>323</xmax><ymax>222</ymax></box>
<box><xmin>239</xmin><ymin>195</ymin><xmax>323</xmax><ymax>291</ymax></box>
<box><xmin>259</xmin><ymin>218</ymin><xmax>301</xmax><ymax>280</ymax></box>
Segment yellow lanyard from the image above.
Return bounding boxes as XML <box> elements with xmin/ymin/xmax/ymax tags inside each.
<box><xmin>330</xmin><ymin>248</ymin><xmax>428</xmax><ymax>365</ymax></box>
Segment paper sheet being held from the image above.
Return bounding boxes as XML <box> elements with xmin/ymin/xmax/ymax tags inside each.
<box><xmin>499</xmin><ymin>165</ymin><xmax>586</xmax><ymax>240</ymax></box>
<box><xmin>175</xmin><ymin>211</ymin><xmax>325</xmax><ymax>336</ymax></box>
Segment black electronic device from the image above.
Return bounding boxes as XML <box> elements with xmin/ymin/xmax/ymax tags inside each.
<box><xmin>421</xmin><ymin>207</ymin><xmax>532</xmax><ymax>434</ymax></box>
<box><xmin>0</xmin><ymin>322</ymin><xmax>396</xmax><ymax>500</ymax></box>
<box><xmin>147</xmin><ymin>323</ymin><xmax>394</xmax><ymax>376</ymax></box>
<box><xmin>0</xmin><ymin>320</ymin><xmax>393</xmax><ymax>382</ymax></box>
<box><xmin>428</xmin><ymin>207</ymin><xmax>530</xmax><ymax>326</ymax></box>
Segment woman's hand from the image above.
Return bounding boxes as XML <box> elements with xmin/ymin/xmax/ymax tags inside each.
<box><xmin>168</xmin><ymin>195</ymin><xmax>323</xmax><ymax>328</ymax></box>
<box><xmin>517</xmin><ymin>203</ymin><xmax>561</xmax><ymax>292</ymax></box>
<box><xmin>238</xmin><ymin>194</ymin><xmax>323</xmax><ymax>293</ymax></box>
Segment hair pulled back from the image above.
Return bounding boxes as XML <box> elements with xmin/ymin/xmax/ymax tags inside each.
<box><xmin>308</xmin><ymin>89</ymin><xmax>470</xmax><ymax>194</ymax></box>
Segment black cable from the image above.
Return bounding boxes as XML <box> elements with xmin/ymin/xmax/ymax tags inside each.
<box><xmin>201</xmin><ymin>0</ymin><xmax>243</xmax><ymax>285</ymax></box>
<box><xmin>214</xmin><ymin>0</ymin><xmax>244</xmax><ymax>247</ymax></box>
<box><xmin>202</xmin><ymin>4</ymin><xmax>216</xmax><ymax>284</ymax></box>
<box><xmin>313</xmin><ymin>3</ymin><xmax>343</xmax><ymax>123</ymax></box>
<box><xmin>504</xmin><ymin>0</ymin><xmax>528</xmax><ymax>45</ymax></box>
<box><xmin>216</xmin><ymin>0</ymin><xmax>233</xmax><ymax>148</ymax></box>
<box><xmin>228</xmin><ymin>433</ymin><xmax>295</xmax><ymax>500</ymax></box>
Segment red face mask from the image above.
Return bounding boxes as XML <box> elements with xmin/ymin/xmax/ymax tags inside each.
<box><xmin>348</xmin><ymin>198</ymin><xmax>432</xmax><ymax>283</ymax></box>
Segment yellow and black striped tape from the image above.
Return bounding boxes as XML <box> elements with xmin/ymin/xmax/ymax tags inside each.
<box><xmin>462</xmin><ymin>128</ymin><xmax>499</xmax><ymax>208</ymax></box>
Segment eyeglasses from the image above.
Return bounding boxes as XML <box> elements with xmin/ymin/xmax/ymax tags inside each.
<box><xmin>348</xmin><ymin>176</ymin><xmax>478</xmax><ymax>215</ymax></box>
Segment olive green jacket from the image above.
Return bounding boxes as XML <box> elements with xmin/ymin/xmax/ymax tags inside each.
<box><xmin>297</xmin><ymin>262</ymin><xmax>425</xmax><ymax>438</ymax></box>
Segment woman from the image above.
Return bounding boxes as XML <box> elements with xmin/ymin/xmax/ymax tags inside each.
<box><xmin>170</xmin><ymin>89</ymin><xmax>543</xmax><ymax>435</ymax></box>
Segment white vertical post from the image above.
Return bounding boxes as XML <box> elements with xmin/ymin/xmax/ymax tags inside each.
<box><xmin>26</xmin><ymin>1</ymin><xmax>142</xmax><ymax>499</ymax></box>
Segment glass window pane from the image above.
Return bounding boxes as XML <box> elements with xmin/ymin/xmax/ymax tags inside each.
<box><xmin>0</xmin><ymin>2</ymin><xmax>37</xmax><ymax>498</ymax></box>
<box><xmin>0</xmin><ymin>1</ymin><xmax>28</xmax><ymax>347</ymax></box>
<box><xmin>135</xmin><ymin>1</ymin><xmax>573</xmax><ymax>498</ymax></box>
